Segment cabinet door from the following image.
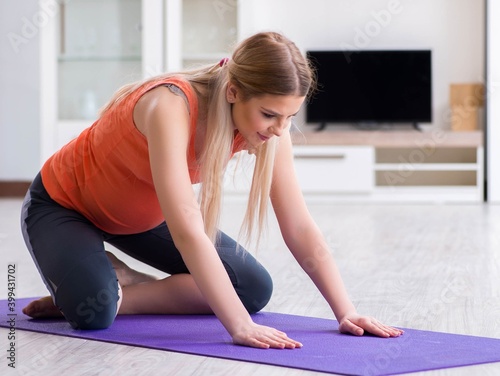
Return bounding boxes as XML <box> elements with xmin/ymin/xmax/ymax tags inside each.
<box><xmin>40</xmin><ymin>0</ymin><xmax>164</xmax><ymax>156</ymax></box>
<box><xmin>58</xmin><ymin>0</ymin><xmax>143</xmax><ymax>121</ymax></box>
<box><xmin>293</xmin><ymin>146</ymin><xmax>375</xmax><ymax>193</ymax></box>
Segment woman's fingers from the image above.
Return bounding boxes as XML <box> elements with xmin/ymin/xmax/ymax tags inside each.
<box><xmin>253</xmin><ymin>330</ymin><xmax>302</xmax><ymax>349</ymax></box>
<box><xmin>368</xmin><ymin>320</ymin><xmax>404</xmax><ymax>337</ymax></box>
<box><xmin>232</xmin><ymin>325</ymin><xmax>303</xmax><ymax>349</ymax></box>
<box><xmin>339</xmin><ymin>316</ymin><xmax>404</xmax><ymax>338</ymax></box>
<box><xmin>272</xmin><ymin>331</ymin><xmax>303</xmax><ymax>348</ymax></box>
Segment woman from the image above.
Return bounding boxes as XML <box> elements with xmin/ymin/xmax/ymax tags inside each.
<box><xmin>21</xmin><ymin>32</ymin><xmax>403</xmax><ymax>349</ymax></box>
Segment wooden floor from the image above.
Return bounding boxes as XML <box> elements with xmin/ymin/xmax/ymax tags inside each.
<box><xmin>1</xmin><ymin>197</ymin><xmax>500</xmax><ymax>375</ymax></box>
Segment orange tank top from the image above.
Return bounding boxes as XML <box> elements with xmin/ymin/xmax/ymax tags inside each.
<box><xmin>41</xmin><ymin>76</ymin><xmax>246</xmax><ymax>234</ymax></box>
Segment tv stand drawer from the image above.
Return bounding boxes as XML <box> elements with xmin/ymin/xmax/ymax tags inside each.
<box><xmin>293</xmin><ymin>146</ymin><xmax>374</xmax><ymax>193</ymax></box>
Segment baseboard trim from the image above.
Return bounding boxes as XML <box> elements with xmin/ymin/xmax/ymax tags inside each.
<box><xmin>0</xmin><ymin>181</ymin><xmax>31</xmax><ymax>197</ymax></box>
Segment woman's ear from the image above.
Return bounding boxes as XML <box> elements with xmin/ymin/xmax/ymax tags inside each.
<box><xmin>226</xmin><ymin>83</ymin><xmax>238</xmax><ymax>103</ymax></box>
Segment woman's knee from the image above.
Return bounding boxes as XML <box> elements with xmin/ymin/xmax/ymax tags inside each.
<box><xmin>57</xmin><ymin>279</ymin><xmax>119</xmax><ymax>329</ymax></box>
<box><xmin>215</xmin><ymin>233</ymin><xmax>273</xmax><ymax>313</ymax></box>
<box><xmin>54</xmin><ymin>260</ymin><xmax>120</xmax><ymax>330</ymax></box>
<box><xmin>236</xmin><ymin>262</ymin><xmax>274</xmax><ymax>314</ymax></box>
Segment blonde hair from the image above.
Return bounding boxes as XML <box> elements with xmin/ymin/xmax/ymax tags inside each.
<box><xmin>100</xmin><ymin>32</ymin><xmax>314</xmax><ymax>245</ymax></box>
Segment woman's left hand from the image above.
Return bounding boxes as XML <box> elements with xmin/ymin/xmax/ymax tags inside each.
<box><xmin>338</xmin><ymin>313</ymin><xmax>404</xmax><ymax>338</ymax></box>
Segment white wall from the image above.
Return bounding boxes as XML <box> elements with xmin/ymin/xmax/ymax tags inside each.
<box><xmin>0</xmin><ymin>0</ymin><xmax>41</xmax><ymax>180</ymax></box>
<box><xmin>240</xmin><ymin>0</ymin><xmax>485</xmax><ymax>131</ymax></box>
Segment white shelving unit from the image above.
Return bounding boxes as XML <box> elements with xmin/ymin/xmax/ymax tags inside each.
<box><xmin>293</xmin><ymin>130</ymin><xmax>484</xmax><ymax>203</ymax></box>
<box><xmin>372</xmin><ymin>147</ymin><xmax>483</xmax><ymax>203</ymax></box>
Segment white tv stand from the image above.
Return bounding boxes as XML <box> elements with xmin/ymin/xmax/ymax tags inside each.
<box><xmin>291</xmin><ymin>130</ymin><xmax>484</xmax><ymax>203</ymax></box>
<box><xmin>225</xmin><ymin>130</ymin><xmax>484</xmax><ymax>203</ymax></box>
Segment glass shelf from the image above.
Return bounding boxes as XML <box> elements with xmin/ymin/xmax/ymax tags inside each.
<box><xmin>57</xmin><ymin>0</ymin><xmax>142</xmax><ymax>120</ymax></box>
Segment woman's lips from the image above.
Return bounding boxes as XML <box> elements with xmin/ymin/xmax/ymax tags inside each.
<box><xmin>258</xmin><ymin>132</ymin><xmax>269</xmax><ymax>141</ymax></box>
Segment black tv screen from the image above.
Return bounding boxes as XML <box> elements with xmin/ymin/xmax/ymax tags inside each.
<box><xmin>306</xmin><ymin>50</ymin><xmax>432</xmax><ymax>127</ymax></box>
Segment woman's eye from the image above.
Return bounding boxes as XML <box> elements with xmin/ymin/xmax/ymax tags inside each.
<box><xmin>262</xmin><ymin>112</ymin><xmax>275</xmax><ymax>119</ymax></box>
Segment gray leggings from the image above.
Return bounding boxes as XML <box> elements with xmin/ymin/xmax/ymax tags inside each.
<box><xmin>21</xmin><ymin>173</ymin><xmax>273</xmax><ymax>329</ymax></box>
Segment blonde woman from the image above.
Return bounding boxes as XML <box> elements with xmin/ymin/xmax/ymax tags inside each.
<box><xmin>21</xmin><ymin>32</ymin><xmax>403</xmax><ymax>349</ymax></box>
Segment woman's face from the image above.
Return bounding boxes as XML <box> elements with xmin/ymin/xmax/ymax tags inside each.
<box><xmin>227</xmin><ymin>84</ymin><xmax>305</xmax><ymax>152</ymax></box>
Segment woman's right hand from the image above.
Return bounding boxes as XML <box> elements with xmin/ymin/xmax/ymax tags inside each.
<box><xmin>231</xmin><ymin>322</ymin><xmax>303</xmax><ymax>349</ymax></box>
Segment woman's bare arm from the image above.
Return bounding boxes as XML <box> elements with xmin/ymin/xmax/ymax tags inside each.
<box><xmin>270</xmin><ymin>129</ymin><xmax>402</xmax><ymax>337</ymax></box>
<box><xmin>133</xmin><ymin>87</ymin><xmax>302</xmax><ymax>348</ymax></box>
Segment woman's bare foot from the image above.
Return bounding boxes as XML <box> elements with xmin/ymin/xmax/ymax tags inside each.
<box><xmin>105</xmin><ymin>251</ymin><xmax>159</xmax><ymax>287</ymax></box>
<box><xmin>22</xmin><ymin>296</ymin><xmax>63</xmax><ymax>319</ymax></box>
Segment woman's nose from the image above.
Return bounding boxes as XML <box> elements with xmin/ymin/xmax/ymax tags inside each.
<box><xmin>271</xmin><ymin>126</ymin><xmax>283</xmax><ymax>137</ymax></box>
<box><xmin>270</xmin><ymin>120</ymin><xmax>287</xmax><ymax>137</ymax></box>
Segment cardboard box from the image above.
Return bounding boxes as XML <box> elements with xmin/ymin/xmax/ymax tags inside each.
<box><xmin>450</xmin><ymin>83</ymin><xmax>485</xmax><ymax>107</ymax></box>
<box><xmin>450</xmin><ymin>105</ymin><xmax>481</xmax><ymax>131</ymax></box>
<box><xmin>450</xmin><ymin>83</ymin><xmax>484</xmax><ymax>131</ymax></box>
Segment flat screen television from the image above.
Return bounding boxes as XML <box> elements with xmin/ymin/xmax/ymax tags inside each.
<box><xmin>306</xmin><ymin>50</ymin><xmax>432</xmax><ymax>130</ymax></box>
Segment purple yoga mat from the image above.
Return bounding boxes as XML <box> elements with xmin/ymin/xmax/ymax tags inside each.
<box><xmin>2</xmin><ymin>298</ymin><xmax>500</xmax><ymax>375</ymax></box>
